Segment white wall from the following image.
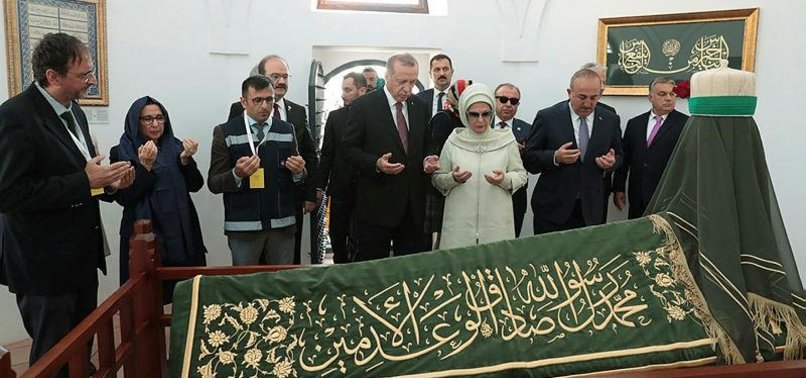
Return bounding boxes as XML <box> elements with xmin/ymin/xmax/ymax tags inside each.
<box><xmin>1</xmin><ymin>0</ymin><xmax>804</xmax><ymax>345</ymax></box>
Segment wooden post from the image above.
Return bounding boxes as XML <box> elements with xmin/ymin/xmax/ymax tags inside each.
<box><xmin>128</xmin><ymin>220</ymin><xmax>166</xmax><ymax>377</ymax></box>
<box><xmin>0</xmin><ymin>347</ymin><xmax>14</xmax><ymax>378</ymax></box>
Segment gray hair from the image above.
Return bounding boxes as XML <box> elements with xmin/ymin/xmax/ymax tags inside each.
<box><xmin>649</xmin><ymin>77</ymin><xmax>676</xmax><ymax>92</ymax></box>
<box><xmin>580</xmin><ymin>62</ymin><xmax>606</xmax><ymax>85</ymax></box>
<box><xmin>386</xmin><ymin>53</ymin><xmax>418</xmax><ymax>75</ymax></box>
<box><xmin>569</xmin><ymin>68</ymin><xmax>602</xmax><ymax>89</ymax></box>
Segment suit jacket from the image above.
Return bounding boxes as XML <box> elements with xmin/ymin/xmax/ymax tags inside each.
<box><xmin>227</xmin><ymin>99</ymin><xmax>318</xmax><ymax>201</ymax></box>
<box><xmin>597</xmin><ymin>101</ymin><xmax>616</xmax><ymax>115</ymax></box>
<box><xmin>523</xmin><ymin>101</ymin><xmax>623</xmax><ymax>226</ymax></box>
<box><xmin>613</xmin><ymin>109</ymin><xmax>688</xmax><ymax>218</ymax></box>
<box><xmin>342</xmin><ymin>89</ymin><xmax>433</xmax><ymax>228</ymax></box>
<box><xmin>311</xmin><ymin>106</ymin><xmax>353</xmax><ymax>198</ymax></box>
<box><xmin>509</xmin><ymin>118</ymin><xmax>532</xmax><ymax>216</ymax></box>
<box><xmin>415</xmin><ymin>88</ymin><xmax>435</xmax><ymax>119</ymax></box>
<box><xmin>0</xmin><ymin>85</ymin><xmax>107</xmax><ymax>295</ymax></box>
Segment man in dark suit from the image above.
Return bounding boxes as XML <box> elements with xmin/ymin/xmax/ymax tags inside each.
<box><xmin>580</xmin><ymin>63</ymin><xmax>618</xmax><ymax>222</ymax></box>
<box><xmin>227</xmin><ymin>55</ymin><xmax>319</xmax><ymax>264</ymax></box>
<box><xmin>0</xmin><ymin>33</ymin><xmax>133</xmax><ymax>376</ymax></box>
<box><xmin>342</xmin><ymin>53</ymin><xmax>440</xmax><ymax>261</ymax></box>
<box><xmin>311</xmin><ymin>72</ymin><xmax>367</xmax><ymax>263</ymax></box>
<box><xmin>363</xmin><ymin>67</ymin><xmax>379</xmax><ymax>91</ymax></box>
<box><xmin>523</xmin><ymin>68</ymin><xmax>623</xmax><ymax>234</ymax></box>
<box><xmin>493</xmin><ymin>83</ymin><xmax>532</xmax><ymax>237</ymax></box>
<box><xmin>613</xmin><ymin>77</ymin><xmax>688</xmax><ymax>219</ymax></box>
<box><xmin>416</xmin><ymin>54</ymin><xmax>454</xmax><ymax>119</ymax></box>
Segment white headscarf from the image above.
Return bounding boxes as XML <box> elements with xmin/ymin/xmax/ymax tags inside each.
<box><xmin>458</xmin><ymin>83</ymin><xmax>495</xmax><ymax>128</ymax></box>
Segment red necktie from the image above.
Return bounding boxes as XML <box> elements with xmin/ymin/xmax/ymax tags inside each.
<box><xmin>272</xmin><ymin>103</ymin><xmax>281</xmax><ymax>120</ymax></box>
<box><xmin>395</xmin><ymin>102</ymin><xmax>409</xmax><ymax>153</ymax></box>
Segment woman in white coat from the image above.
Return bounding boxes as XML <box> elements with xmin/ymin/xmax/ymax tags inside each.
<box><xmin>432</xmin><ymin>83</ymin><xmax>528</xmax><ymax>249</ymax></box>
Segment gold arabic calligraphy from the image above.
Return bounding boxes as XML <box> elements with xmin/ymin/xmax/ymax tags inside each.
<box><xmin>618</xmin><ymin>34</ymin><xmax>730</xmax><ymax>75</ymax></box>
<box><xmin>298</xmin><ymin>257</ymin><xmax>654</xmax><ymax>374</ymax></box>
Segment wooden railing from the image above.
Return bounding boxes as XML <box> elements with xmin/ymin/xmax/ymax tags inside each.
<box><xmin>0</xmin><ymin>347</ymin><xmax>14</xmax><ymax>378</ymax></box>
<box><xmin>1</xmin><ymin>219</ymin><xmax>805</xmax><ymax>377</ymax></box>
<box><xmin>0</xmin><ymin>220</ymin><xmax>296</xmax><ymax>378</ymax></box>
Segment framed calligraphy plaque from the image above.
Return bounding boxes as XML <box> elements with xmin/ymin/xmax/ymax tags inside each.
<box><xmin>597</xmin><ymin>8</ymin><xmax>758</xmax><ymax>96</ymax></box>
<box><xmin>3</xmin><ymin>0</ymin><xmax>108</xmax><ymax>105</ymax></box>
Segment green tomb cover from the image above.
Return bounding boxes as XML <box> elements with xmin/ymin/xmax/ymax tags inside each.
<box><xmin>645</xmin><ymin>109</ymin><xmax>806</xmax><ymax>363</ymax></box>
<box><xmin>169</xmin><ymin>215</ymin><xmax>718</xmax><ymax>377</ymax></box>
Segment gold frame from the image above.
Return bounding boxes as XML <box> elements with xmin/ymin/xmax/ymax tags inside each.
<box><xmin>4</xmin><ymin>0</ymin><xmax>108</xmax><ymax>105</ymax></box>
<box><xmin>317</xmin><ymin>0</ymin><xmax>429</xmax><ymax>14</ymax></box>
<box><xmin>597</xmin><ymin>8</ymin><xmax>758</xmax><ymax>96</ymax></box>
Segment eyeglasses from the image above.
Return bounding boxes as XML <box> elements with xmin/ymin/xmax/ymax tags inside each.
<box><xmin>250</xmin><ymin>96</ymin><xmax>274</xmax><ymax>106</ymax></box>
<box><xmin>496</xmin><ymin>96</ymin><xmax>520</xmax><ymax>106</ymax></box>
<box><xmin>139</xmin><ymin>115</ymin><xmax>165</xmax><ymax>124</ymax></box>
<box><xmin>269</xmin><ymin>73</ymin><xmax>291</xmax><ymax>81</ymax></box>
<box><xmin>69</xmin><ymin>70</ymin><xmax>96</xmax><ymax>83</ymax></box>
<box><xmin>467</xmin><ymin>110</ymin><xmax>493</xmax><ymax>120</ymax></box>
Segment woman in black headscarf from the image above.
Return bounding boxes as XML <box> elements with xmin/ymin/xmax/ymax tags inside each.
<box><xmin>110</xmin><ymin>96</ymin><xmax>206</xmax><ymax>303</ymax></box>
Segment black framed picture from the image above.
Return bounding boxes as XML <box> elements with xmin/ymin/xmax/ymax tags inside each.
<box><xmin>597</xmin><ymin>8</ymin><xmax>758</xmax><ymax>96</ymax></box>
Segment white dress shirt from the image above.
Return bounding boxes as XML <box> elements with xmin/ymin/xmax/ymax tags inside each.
<box><xmin>384</xmin><ymin>85</ymin><xmax>409</xmax><ymax>129</ymax></box>
<box><xmin>646</xmin><ymin>111</ymin><xmax>668</xmax><ymax>141</ymax></box>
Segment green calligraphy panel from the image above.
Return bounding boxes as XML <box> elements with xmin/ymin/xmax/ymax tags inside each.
<box><xmin>605</xmin><ymin>20</ymin><xmax>745</xmax><ymax>87</ymax></box>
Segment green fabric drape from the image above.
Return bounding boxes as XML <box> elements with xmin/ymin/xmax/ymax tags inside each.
<box><xmin>169</xmin><ymin>216</ymin><xmax>717</xmax><ymax>377</ymax></box>
<box><xmin>646</xmin><ymin>111</ymin><xmax>806</xmax><ymax>363</ymax></box>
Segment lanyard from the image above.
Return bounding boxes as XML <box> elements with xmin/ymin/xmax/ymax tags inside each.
<box><xmin>64</xmin><ymin>110</ymin><xmax>92</xmax><ymax>161</ymax></box>
<box><xmin>242</xmin><ymin>110</ymin><xmax>267</xmax><ymax>156</ymax></box>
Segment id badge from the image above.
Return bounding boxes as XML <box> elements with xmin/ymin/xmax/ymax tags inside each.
<box><xmin>249</xmin><ymin>168</ymin><xmax>265</xmax><ymax>189</ymax></box>
<box><xmin>91</xmin><ymin>187</ymin><xmax>105</xmax><ymax>197</ymax></box>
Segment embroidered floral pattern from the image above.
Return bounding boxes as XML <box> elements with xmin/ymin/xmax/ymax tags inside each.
<box><xmin>634</xmin><ymin>238</ymin><xmax>698</xmax><ymax>324</ymax></box>
<box><xmin>197</xmin><ymin>297</ymin><xmax>298</xmax><ymax>377</ymax></box>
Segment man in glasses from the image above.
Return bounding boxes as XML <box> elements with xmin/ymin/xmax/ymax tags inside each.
<box><xmin>523</xmin><ymin>68</ymin><xmax>623</xmax><ymax>234</ymax></box>
<box><xmin>209</xmin><ymin>76</ymin><xmax>307</xmax><ymax>266</ymax></box>
<box><xmin>493</xmin><ymin>83</ymin><xmax>532</xmax><ymax>237</ymax></box>
<box><xmin>227</xmin><ymin>55</ymin><xmax>319</xmax><ymax>264</ymax></box>
<box><xmin>0</xmin><ymin>32</ymin><xmax>134</xmax><ymax>377</ymax></box>
<box><xmin>416</xmin><ymin>54</ymin><xmax>454</xmax><ymax>119</ymax></box>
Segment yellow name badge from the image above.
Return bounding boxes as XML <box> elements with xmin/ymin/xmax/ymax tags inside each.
<box><xmin>249</xmin><ymin>168</ymin><xmax>265</xmax><ymax>189</ymax></box>
<box><xmin>91</xmin><ymin>187</ymin><xmax>105</xmax><ymax>197</ymax></box>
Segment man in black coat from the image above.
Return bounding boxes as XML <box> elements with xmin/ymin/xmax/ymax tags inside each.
<box><xmin>523</xmin><ymin>68</ymin><xmax>623</xmax><ymax>234</ymax></box>
<box><xmin>227</xmin><ymin>55</ymin><xmax>319</xmax><ymax>264</ymax></box>
<box><xmin>0</xmin><ymin>33</ymin><xmax>133</xmax><ymax>375</ymax></box>
<box><xmin>311</xmin><ymin>72</ymin><xmax>367</xmax><ymax>263</ymax></box>
<box><xmin>493</xmin><ymin>83</ymin><xmax>532</xmax><ymax>237</ymax></box>
<box><xmin>342</xmin><ymin>53</ymin><xmax>440</xmax><ymax>261</ymax></box>
<box><xmin>613</xmin><ymin>77</ymin><xmax>688</xmax><ymax>219</ymax></box>
<box><xmin>415</xmin><ymin>54</ymin><xmax>453</xmax><ymax>119</ymax></box>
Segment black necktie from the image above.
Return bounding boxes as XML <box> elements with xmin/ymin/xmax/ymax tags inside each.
<box><xmin>61</xmin><ymin>111</ymin><xmax>78</xmax><ymax>137</ymax></box>
<box><xmin>436</xmin><ymin>92</ymin><xmax>445</xmax><ymax>112</ymax></box>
